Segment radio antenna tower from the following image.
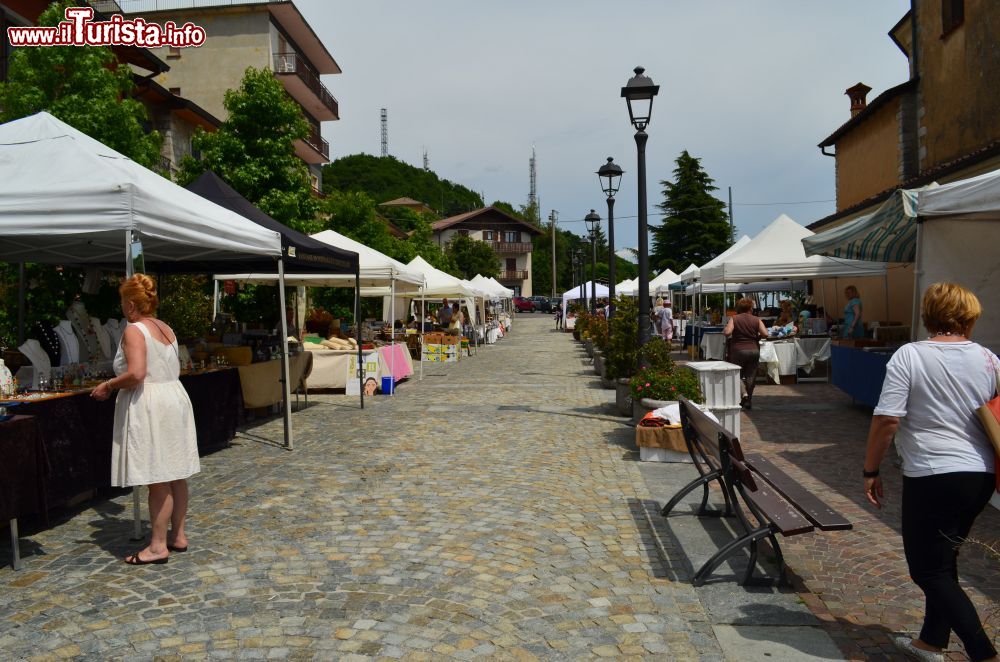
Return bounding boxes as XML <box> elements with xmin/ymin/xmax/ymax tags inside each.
<box><xmin>380</xmin><ymin>108</ymin><xmax>388</xmax><ymax>157</ymax></box>
<box><xmin>528</xmin><ymin>144</ymin><xmax>538</xmax><ymax>222</ymax></box>
<box><xmin>423</xmin><ymin>147</ymin><xmax>429</xmax><ymax>171</ymax></box>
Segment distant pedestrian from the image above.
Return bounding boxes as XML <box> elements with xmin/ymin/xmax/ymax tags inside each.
<box><xmin>864</xmin><ymin>283</ymin><xmax>997</xmax><ymax>662</ymax></box>
<box><xmin>660</xmin><ymin>300</ymin><xmax>674</xmax><ymax>344</ymax></box>
<box><xmin>723</xmin><ymin>298</ymin><xmax>768</xmax><ymax>410</ymax></box>
<box><xmin>555</xmin><ymin>306</ymin><xmax>563</xmax><ymax>329</ymax></box>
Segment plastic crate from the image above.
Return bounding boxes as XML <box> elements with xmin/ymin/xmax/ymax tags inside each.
<box><xmin>684</xmin><ymin>361</ymin><xmax>741</xmax><ymax>408</ymax></box>
<box><xmin>707</xmin><ymin>404</ymin><xmax>741</xmax><ymax>438</ymax></box>
<box><xmin>639</xmin><ymin>446</ymin><xmax>693</xmax><ymax>463</ymax></box>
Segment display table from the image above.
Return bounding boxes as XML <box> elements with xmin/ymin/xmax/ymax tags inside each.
<box><xmin>759</xmin><ymin>341</ymin><xmax>798</xmax><ymax>384</ymax></box>
<box><xmin>303</xmin><ymin>347</ymin><xmax>415</xmax><ymax>390</ymax></box>
<box><xmin>9</xmin><ymin>368</ymin><xmax>241</xmax><ymax>508</ymax></box>
<box><xmin>699</xmin><ymin>332</ymin><xmax>727</xmax><ymax>360</ymax></box>
<box><xmin>378</xmin><ymin>343</ymin><xmax>414</xmax><ymax>380</ymax></box>
<box><xmin>236</xmin><ymin>352</ymin><xmax>313</xmax><ymax>408</ymax></box>
<box><xmin>831</xmin><ymin>344</ymin><xmax>893</xmax><ymax>407</ymax></box>
<box><xmin>1</xmin><ymin>415</ymin><xmax>48</xmax><ymax>570</ymax></box>
<box><xmin>793</xmin><ymin>337</ymin><xmax>832</xmax><ymax>382</ymax></box>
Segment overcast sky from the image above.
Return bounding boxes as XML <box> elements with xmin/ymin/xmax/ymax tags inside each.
<box><xmin>297</xmin><ymin>0</ymin><xmax>911</xmax><ymax>252</ymax></box>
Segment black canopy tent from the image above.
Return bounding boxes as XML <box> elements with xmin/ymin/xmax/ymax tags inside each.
<box><xmin>185</xmin><ymin>172</ymin><xmax>365</xmax><ymax>440</ymax></box>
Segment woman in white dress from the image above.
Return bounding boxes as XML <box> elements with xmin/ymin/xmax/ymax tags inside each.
<box><xmin>91</xmin><ymin>275</ymin><xmax>199</xmax><ymax>565</ymax></box>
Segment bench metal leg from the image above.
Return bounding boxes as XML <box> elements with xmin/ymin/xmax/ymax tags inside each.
<box><xmin>9</xmin><ymin>518</ymin><xmax>20</xmax><ymax>571</ymax></box>
<box><xmin>693</xmin><ymin>525</ymin><xmax>776</xmax><ymax>587</ymax></box>
<box><xmin>661</xmin><ymin>469</ymin><xmax>730</xmax><ymax>518</ymax></box>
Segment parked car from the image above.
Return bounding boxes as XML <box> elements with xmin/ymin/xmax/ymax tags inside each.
<box><xmin>513</xmin><ymin>296</ymin><xmax>535</xmax><ymax>312</ymax></box>
<box><xmin>528</xmin><ymin>296</ymin><xmax>552</xmax><ymax>313</ymax></box>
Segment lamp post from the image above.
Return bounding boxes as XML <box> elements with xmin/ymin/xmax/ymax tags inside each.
<box><xmin>621</xmin><ymin>66</ymin><xmax>659</xmax><ymax>358</ymax></box>
<box><xmin>585</xmin><ymin>210</ymin><xmax>600</xmax><ymax>315</ymax></box>
<box><xmin>575</xmin><ymin>248</ymin><xmax>586</xmax><ymax>312</ymax></box>
<box><xmin>597</xmin><ymin>157</ymin><xmax>623</xmax><ymax>319</ymax></box>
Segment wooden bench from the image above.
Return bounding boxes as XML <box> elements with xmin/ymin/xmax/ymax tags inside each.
<box><xmin>661</xmin><ymin>396</ymin><xmax>851</xmax><ymax>586</ymax></box>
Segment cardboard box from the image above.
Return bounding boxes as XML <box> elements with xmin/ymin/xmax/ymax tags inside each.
<box><xmin>635</xmin><ymin>425</ymin><xmax>686</xmax><ymax>452</ymax></box>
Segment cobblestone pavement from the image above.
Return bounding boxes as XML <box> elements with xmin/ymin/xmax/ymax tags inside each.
<box><xmin>1</xmin><ymin>315</ymin><xmax>725</xmax><ymax>660</ymax></box>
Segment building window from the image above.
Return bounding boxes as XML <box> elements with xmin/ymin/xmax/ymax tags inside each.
<box><xmin>942</xmin><ymin>0</ymin><xmax>964</xmax><ymax>36</ymax></box>
<box><xmin>506</xmin><ymin>258</ymin><xmax>517</xmax><ymax>272</ymax></box>
<box><xmin>503</xmin><ymin>231</ymin><xmax>519</xmax><ymax>243</ymax></box>
<box><xmin>483</xmin><ymin>230</ymin><xmax>493</xmax><ymax>241</ymax></box>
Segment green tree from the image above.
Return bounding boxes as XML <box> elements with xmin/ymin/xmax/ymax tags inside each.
<box><xmin>0</xmin><ymin>1</ymin><xmax>162</xmax><ymax>167</ymax></box>
<box><xmin>651</xmin><ymin>150</ymin><xmax>731</xmax><ymax>274</ymax></box>
<box><xmin>323</xmin><ymin>154</ymin><xmax>482</xmax><ymax>216</ymax></box>
<box><xmin>177</xmin><ymin>67</ymin><xmax>319</xmax><ymax>233</ymax></box>
<box><xmin>446</xmin><ymin>235</ymin><xmax>499</xmax><ymax>279</ymax></box>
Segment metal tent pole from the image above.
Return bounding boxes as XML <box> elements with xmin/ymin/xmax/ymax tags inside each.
<box><xmin>277</xmin><ymin>258</ymin><xmax>293</xmax><ymax>450</ymax></box>
<box><xmin>356</xmin><ymin>263</ymin><xmax>364</xmax><ymax>409</ymax></box>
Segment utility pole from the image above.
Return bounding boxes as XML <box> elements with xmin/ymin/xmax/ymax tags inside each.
<box><xmin>549</xmin><ymin>210</ymin><xmax>558</xmax><ymax>298</ymax></box>
<box><xmin>728</xmin><ymin>186</ymin><xmax>734</xmax><ymax>243</ymax></box>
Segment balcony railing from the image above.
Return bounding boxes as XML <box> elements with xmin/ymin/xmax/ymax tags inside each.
<box><xmin>498</xmin><ymin>270</ymin><xmax>528</xmax><ymax>281</ymax></box>
<box><xmin>273</xmin><ymin>52</ymin><xmax>339</xmax><ymax>119</ymax></box>
<box><xmin>490</xmin><ymin>241</ymin><xmax>533</xmax><ymax>254</ymax></box>
<box><xmin>303</xmin><ymin>123</ymin><xmax>329</xmax><ymax>160</ymax></box>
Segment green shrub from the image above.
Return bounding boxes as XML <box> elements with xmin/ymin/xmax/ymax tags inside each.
<box><xmin>629</xmin><ymin>366</ymin><xmax>703</xmax><ymax>403</ymax></box>
<box><xmin>590</xmin><ymin>316</ymin><xmax>609</xmax><ymax>352</ymax></box>
<box><xmin>640</xmin><ymin>337</ymin><xmax>675</xmax><ymax>372</ymax></box>
<box><xmin>605</xmin><ymin>295</ymin><xmax>639</xmax><ymax>379</ymax></box>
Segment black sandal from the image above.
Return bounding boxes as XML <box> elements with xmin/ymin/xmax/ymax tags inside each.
<box><xmin>124</xmin><ymin>551</ymin><xmax>168</xmax><ymax>565</ymax></box>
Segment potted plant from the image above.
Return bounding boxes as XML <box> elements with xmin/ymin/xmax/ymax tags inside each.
<box><xmin>630</xmin><ymin>366</ymin><xmax>704</xmax><ymax>425</ymax></box>
<box><xmin>605</xmin><ymin>296</ymin><xmax>640</xmax><ymax>415</ymax></box>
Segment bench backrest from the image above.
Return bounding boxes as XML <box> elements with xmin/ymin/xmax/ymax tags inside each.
<box><xmin>678</xmin><ymin>396</ymin><xmax>757</xmax><ymax>490</ymax></box>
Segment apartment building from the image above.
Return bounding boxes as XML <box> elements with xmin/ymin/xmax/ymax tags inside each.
<box><xmin>431</xmin><ymin>206</ymin><xmax>543</xmax><ymax>296</ymax></box>
<box><xmin>120</xmin><ymin>0</ymin><xmax>341</xmax><ymax>191</ymax></box>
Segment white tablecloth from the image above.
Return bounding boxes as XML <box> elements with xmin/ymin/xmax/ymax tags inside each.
<box><xmin>759</xmin><ymin>338</ymin><xmax>832</xmax><ymax>383</ymax></box>
<box><xmin>304</xmin><ymin>348</ymin><xmax>394</xmax><ymax>390</ymax></box>
<box><xmin>699</xmin><ymin>333</ymin><xmax>727</xmax><ymax>360</ymax></box>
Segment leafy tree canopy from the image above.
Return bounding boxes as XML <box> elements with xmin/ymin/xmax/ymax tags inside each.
<box><xmin>651</xmin><ymin>150</ymin><xmax>731</xmax><ymax>274</ymax></box>
<box><xmin>178</xmin><ymin>67</ymin><xmax>319</xmax><ymax>233</ymax></box>
<box><xmin>0</xmin><ymin>0</ymin><xmax>161</xmax><ymax>168</ymax></box>
<box><xmin>445</xmin><ymin>235</ymin><xmax>499</xmax><ymax>280</ymax></box>
<box><xmin>323</xmin><ymin>154</ymin><xmax>483</xmax><ymax>217</ymax></box>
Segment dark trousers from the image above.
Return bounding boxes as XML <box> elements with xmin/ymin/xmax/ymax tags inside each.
<box><xmin>730</xmin><ymin>348</ymin><xmax>760</xmax><ymax>401</ymax></box>
<box><xmin>901</xmin><ymin>471</ymin><xmax>997</xmax><ymax>661</ymax></box>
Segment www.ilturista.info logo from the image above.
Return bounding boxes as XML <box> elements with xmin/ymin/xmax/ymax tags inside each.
<box><xmin>7</xmin><ymin>7</ymin><xmax>205</xmax><ymax>48</ymax></box>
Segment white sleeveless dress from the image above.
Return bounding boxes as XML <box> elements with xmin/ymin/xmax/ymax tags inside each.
<box><xmin>110</xmin><ymin>321</ymin><xmax>200</xmax><ymax>487</ymax></box>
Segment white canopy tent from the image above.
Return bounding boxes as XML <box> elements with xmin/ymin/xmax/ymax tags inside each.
<box><xmin>699</xmin><ymin>214</ymin><xmax>888</xmax><ymax>283</ymax></box>
<box><xmin>615</xmin><ymin>277</ymin><xmax>637</xmax><ymax>296</ymax></box>
<box><xmin>650</xmin><ymin>269</ymin><xmax>680</xmax><ymax>296</ymax></box>
<box><xmin>562</xmin><ymin>281</ymin><xmax>610</xmax><ymax>317</ymax></box>
<box><xmin>680</xmin><ymin>237</ymin><xmax>751</xmax><ymax>286</ymax></box>
<box><xmin>0</xmin><ymin>112</ymin><xmax>282</xmax><ymax>265</ymax></box>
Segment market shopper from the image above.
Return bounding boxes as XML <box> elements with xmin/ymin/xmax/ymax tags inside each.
<box><xmin>863</xmin><ymin>282</ymin><xmax>998</xmax><ymax>662</ymax></box>
<box><xmin>651</xmin><ymin>297</ymin><xmax>665</xmax><ymax>337</ymax></box>
<box><xmin>437</xmin><ymin>298</ymin><xmax>453</xmax><ymax>326</ymax></box>
<box><xmin>660</xmin><ymin>300</ymin><xmax>674</xmax><ymax>344</ymax></box>
<box><xmin>91</xmin><ymin>274</ymin><xmax>199</xmax><ymax>566</ymax></box>
<box><xmin>723</xmin><ymin>297</ymin><xmax>768</xmax><ymax>410</ymax></box>
<box><xmin>842</xmin><ymin>285</ymin><xmax>865</xmax><ymax>338</ymax></box>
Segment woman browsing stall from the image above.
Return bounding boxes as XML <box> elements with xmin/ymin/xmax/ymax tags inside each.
<box><xmin>90</xmin><ymin>275</ymin><xmax>200</xmax><ymax>566</ymax></box>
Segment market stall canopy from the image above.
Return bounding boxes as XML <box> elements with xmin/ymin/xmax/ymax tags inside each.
<box><xmin>486</xmin><ymin>277</ymin><xmax>515</xmax><ymax>298</ymax></box>
<box><xmin>470</xmin><ymin>274</ymin><xmax>510</xmax><ymax>299</ymax></box>
<box><xmin>562</xmin><ymin>281</ymin><xmax>610</xmax><ymax>308</ymax></box>
<box><xmin>699</xmin><ymin>214</ymin><xmax>887</xmax><ymax>283</ymax></box>
<box><xmin>406</xmin><ymin>256</ymin><xmax>477</xmax><ymax>297</ymax></box>
<box><xmin>649</xmin><ymin>269</ymin><xmax>680</xmax><ymax>296</ymax></box>
<box><xmin>918</xmin><ymin>168</ymin><xmax>1000</xmax><ymax>219</ymax></box>
<box><xmin>187</xmin><ymin>172</ymin><xmax>357</xmax><ymax>273</ymax></box>
<box><xmin>683</xmin><ymin>280</ymin><xmax>807</xmax><ymax>295</ymax></box>
<box><xmin>0</xmin><ymin>112</ymin><xmax>283</xmax><ymax>268</ymax></box>
<box><xmin>615</xmin><ymin>278</ymin><xmax>637</xmax><ymax>295</ymax></box>
<box><xmin>682</xmin><ymin>236</ymin><xmax>751</xmax><ymax>285</ymax></box>
<box><xmin>801</xmin><ymin>188</ymin><xmax>925</xmax><ymax>262</ymax></box>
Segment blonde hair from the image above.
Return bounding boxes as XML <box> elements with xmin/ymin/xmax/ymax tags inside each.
<box><xmin>921</xmin><ymin>282</ymin><xmax>982</xmax><ymax>335</ymax></box>
<box><xmin>655</xmin><ymin>297</ymin><xmax>664</xmax><ymax>307</ymax></box>
<box><xmin>119</xmin><ymin>274</ymin><xmax>159</xmax><ymax>316</ymax></box>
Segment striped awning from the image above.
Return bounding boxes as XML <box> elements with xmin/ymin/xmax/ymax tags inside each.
<box><xmin>802</xmin><ymin>188</ymin><xmax>924</xmax><ymax>262</ymax></box>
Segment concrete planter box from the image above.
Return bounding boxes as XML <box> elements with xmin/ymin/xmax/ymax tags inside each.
<box><xmin>584</xmin><ymin>339</ymin><xmax>594</xmax><ymax>357</ymax></box>
<box><xmin>593</xmin><ymin>351</ymin><xmax>604</xmax><ymax>376</ymax></box>
<box><xmin>615</xmin><ymin>378</ymin><xmax>633</xmax><ymax>417</ymax></box>
<box><xmin>632</xmin><ymin>398</ymin><xmax>677</xmax><ymax>426</ymax></box>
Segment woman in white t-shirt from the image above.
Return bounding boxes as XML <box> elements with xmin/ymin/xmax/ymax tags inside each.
<box><xmin>864</xmin><ymin>283</ymin><xmax>997</xmax><ymax>662</ymax></box>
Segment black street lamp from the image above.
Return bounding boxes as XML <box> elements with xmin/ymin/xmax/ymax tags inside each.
<box><xmin>597</xmin><ymin>157</ymin><xmax>623</xmax><ymax>319</ymax></box>
<box><xmin>621</xmin><ymin>66</ymin><xmax>659</xmax><ymax>357</ymax></box>
<box><xmin>585</xmin><ymin>210</ymin><xmax>600</xmax><ymax>315</ymax></box>
<box><xmin>574</xmin><ymin>248</ymin><xmax>585</xmax><ymax>312</ymax></box>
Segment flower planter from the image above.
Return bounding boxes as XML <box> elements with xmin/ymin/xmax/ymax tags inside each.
<box><xmin>632</xmin><ymin>398</ymin><xmax>677</xmax><ymax>426</ymax></box>
<box><xmin>593</xmin><ymin>351</ymin><xmax>604</xmax><ymax>376</ymax></box>
<box><xmin>584</xmin><ymin>339</ymin><xmax>594</xmax><ymax>357</ymax></box>
<box><xmin>615</xmin><ymin>377</ymin><xmax>633</xmax><ymax>417</ymax></box>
